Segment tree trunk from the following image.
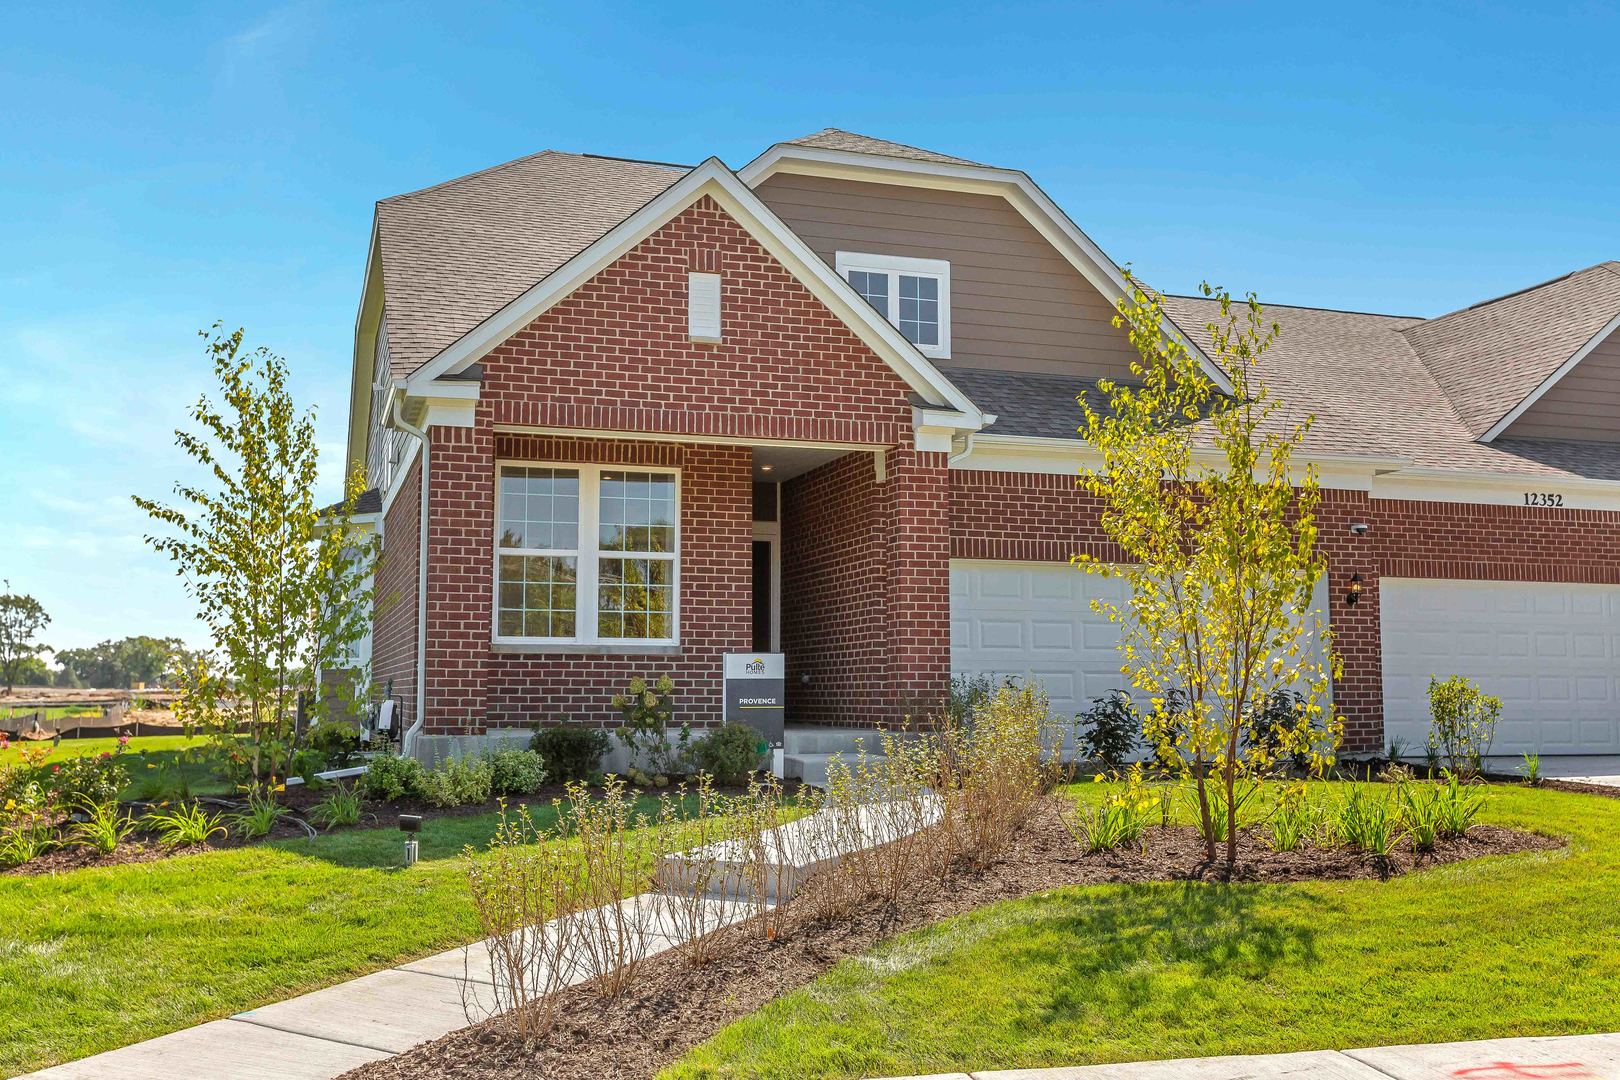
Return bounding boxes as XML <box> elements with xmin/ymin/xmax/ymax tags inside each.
<box><xmin>1194</xmin><ymin>759</ymin><xmax>1215</xmax><ymax>863</ymax></box>
<box><xmin>1225</xmin><ymin>761</ymin><xmax>1238</xmax><ymax>867</ymax></box>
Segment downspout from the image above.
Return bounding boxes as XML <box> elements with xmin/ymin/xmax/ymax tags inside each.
<box><xmin>391</xmin><ymin>394</ymin><xmax>429</xmax><ymax>760</ymax></box>
<box><xmin>948</xmin><ymin>430</ymin><xmax>978</xmax><ymax>465</ymax></box>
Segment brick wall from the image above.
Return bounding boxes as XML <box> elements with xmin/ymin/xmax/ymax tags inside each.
<box><xmin>371</xmin><ymin>455</ymin><xmax>420</xmax><ymax>728</ymax></box>
<box><xmin>411</xmin><ymin>194</ymin><xmax>927</xmax><ymax>734</ymax></box>
<box><xmin>947</xmin><ymin>471</ymin><xmax>1620</xmax><ymax>751</ymax></box>
<box><xmin>483</xmin><ymin>434</ymin><xmax>751</xmax><ymax>727</ymax></box>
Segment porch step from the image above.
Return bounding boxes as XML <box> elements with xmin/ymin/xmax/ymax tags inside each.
<box><xmin>783</xmin><ymin>751</ymin><xmax>890</xmax><ymax>788</ymax></box>
<box><xmin>782</xmin><ymin>725</ymin><xmax>911</xmax><ymax>756</ymax></box>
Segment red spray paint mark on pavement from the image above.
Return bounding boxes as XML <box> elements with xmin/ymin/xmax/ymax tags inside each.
<box><xmin>1451</xmin><ymin>1063</ymin><xmax>1597</xmax><ymax>1079</ymax></box>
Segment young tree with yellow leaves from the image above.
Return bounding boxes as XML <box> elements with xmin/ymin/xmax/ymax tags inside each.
<box><xmin>1075</xmin><ymin>278</ymin><xmax>1341</xmax><ymax>868</ymax></box>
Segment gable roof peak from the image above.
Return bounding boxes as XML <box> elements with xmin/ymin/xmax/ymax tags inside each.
<box><xmin>782</xmin><ymin>127</ymin><xmax>982</xmax><ymax>166</ymax></box>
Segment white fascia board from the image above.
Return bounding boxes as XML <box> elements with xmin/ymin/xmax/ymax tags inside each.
<box><xmin>740</xmin><ymin>145</ymin><xmax>1237</xmax><ymax>397</ymax></box>
<box><xmin>493</xmin><ymin>423</ymin><xmax>888</xmax><ymax>452</ymax></box>
<box><xmin>403</xmin><ymin>157</ymin><xmax>985</xmax><ymax>428</ymax></box>
<box><xmin>1371</xmin><ymin>465</ymin><xmax>1620</xmax><ymax>510</ymax></box>
<box><xmin>377</xmin><ymin>436</ymin><xmax>422</xmax><ymax>520</ymax></box>
<box><xmin>345</xmin><ymin>221</ymin><xmax>384</xmax><ymax>474</ymax></box>
<box><xmin>419</xmin><ymin>379</ymin><xmax>480</xmax><ymax>401</ymax></box>
<box><xmin>1479</xmin><ymin>310</ymin><xmax>1620</xmax><ymax>442</ymax></box>
<box><xmin>953</xmin><ymin>433</ymin><xmax>1395</xmax><ymax>490</ymax></box>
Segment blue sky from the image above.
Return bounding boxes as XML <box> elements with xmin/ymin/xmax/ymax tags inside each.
<box><xmin>2</xmin><ymin>1</ymin><xmax>1617</xmax><ymax>652</ymax></box>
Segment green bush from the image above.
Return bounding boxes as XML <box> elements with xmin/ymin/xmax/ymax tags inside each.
<box><xmin>687</xmin><ymin>723</ymin><xmax>765</xmax><ymax>784</ymax></box>
<box><xmin>531</xmin><ymin>725</ymin><xmax>610</xmax><ymax>783</ymax></box>
<box><xmin>1075</xmin><ymin>690</ymin><xmax>1139</xmax><ymax>769</ymax></box>
<box><xmin>308</xmin><ymin>722</ymin><xmax>362</xmax><ymax>768</ymax></box>
<box><xmin>417</xmin><ymin>755</ymin><xmax>493</xmax><ymax>808</ymax></box>
<box><xmin>49</xmin><ymin>747</ymin><xmax>129</xmax><ymax>807</ymax></box>
<box><xmin>1427</xmin><ymin>675</ymin><xmax>1502</xmax><ymax>777</ymax></box>
<box><xmin>358</xmin><ymin>752</ymin><xmax>423</xmax><ymax>802</ymax></box>
<box><xmin>489</xmin><ymin>749</ymin><xmax>548</xmax><ymax>796</ymax></box>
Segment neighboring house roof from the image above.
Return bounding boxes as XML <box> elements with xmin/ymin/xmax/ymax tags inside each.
<box><xmin>1162</xmin><ymin>295</ymin><xmax>1620</xmax><ymax>480</ymax></box>
<box><xmin>321</xmin><ymin>487</ymin><xmax>382</xmax><ymax>516</ymax></box>
<box><xmin>375</xmin><ymin>151</ymin><xmax>689</xmax><ymax>378</ymax></box>
<box><xmin>1401</xmin><ymin>262</ymin><xmax>1620</xmax><ymax>439</ymax></box>
<box><xmin>784</xmin><ymin>128</ymin><xmax>982</xmax><ymax>166</ymax></box>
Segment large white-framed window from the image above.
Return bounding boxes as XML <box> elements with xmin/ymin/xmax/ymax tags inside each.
<box><xmin>494</xmin><ymin>463</ymin><xmax>680</xmax><ymax>646</ymax></box>
<box><xmin>834</xmin><ymin>251</ymin><xmax>951</xmax><ymax>359</ymax></box>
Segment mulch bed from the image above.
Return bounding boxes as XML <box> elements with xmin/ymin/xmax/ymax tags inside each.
<box><xmin>339</xmin><ymin>798</ymin><xmax>1561</xmax><ymax>1080</ymax></box>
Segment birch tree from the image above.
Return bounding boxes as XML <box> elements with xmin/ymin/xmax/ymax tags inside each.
<box><xmin>135</xmin><ymin>326</ymin><xmax>375</xmax><ymax>793</ymax></box>
<box><xmin>1075</xmin><ymin>279</ymin><xmax>1341</xmax><ymax>867</ymax></box>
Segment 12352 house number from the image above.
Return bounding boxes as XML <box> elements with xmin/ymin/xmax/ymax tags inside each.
<box><xmin>1523</xmin><ymin>492</ymin><xmax>1565</xmax><ymax>507</ymax></box>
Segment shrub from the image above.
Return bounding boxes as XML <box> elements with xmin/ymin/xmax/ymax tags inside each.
<box><xmin>937</xmin><ymin>680</ymin><xmax>1059</xmax><ymax>869</ymax></box>
<box><xmin>308</xmin><ymin>721</ymin><xmax>362</xmax><ymax>767</ymax></box>
<box><xmin>1075</xmin><ymin>690</ymin><xmax>1139</xmax><ymax>769</ymax></box>
<box><xmin>687</xmin><ymin>723</ymin><xmax>765</xmax><ymax>784</ymax></box>
<box><xmin>1427</xmin><ymin>675</ymin><xmax>1502</xmax><ymax>778</ymax></box>
<box><xmin>489</xmin><ymin>749</ymin><xmax>548</xmax><ymax>797</ymax></box>
<box><xmin>309</xmin><ymin>783</ymin><xmax>364</xmax><ymax>829</ymax></box>
<box><xmin>359</xmin><ymin>752</ymin><xmax>423</xmax><ymax>802</ymax></box>
<box><xmin>1244</xmin><ymin>689</ymin><xmax>1312</xmax><ymax>773</ymax></box>
<box><xmin>531</xmin><ymin>725</ymin><xmax>610</xmax><ymax>783</ymax></box>
<box><xmin>69</xmin><ymin>799</ymin><xmax>137</xmax><ymax>855</ymax></box>
<box><xmin>944</xmin><ymin>672</ymin><xmax>999</xmax><ymax>732</ymax></box>
<box><xmin>1519</xmin><ymin>752</ymin><xmax>1542</xmax><ymax>787</ymax></box>
<box><xmin>144</xmin><ymin>802</ymin><xmax>228</xmax><ymax>849</ymax></box>
<box><xmin>418</xmin><ymin>755</ymin><xmax>493</xmax><ymax>808</ymax></box>
<box><xmin>613</xmin><ymin>674</ymin><xmax>686</xmax><ymax>776</ymax></box>
<box><xmin>48</xmin><ymin>748</ymin><xmax>129</xmax><ymax>807</ymax></box>
<box><xmin>0</xmin><ymin>767</ymin><xmax>58</xmax><ymax>867</ymax></box>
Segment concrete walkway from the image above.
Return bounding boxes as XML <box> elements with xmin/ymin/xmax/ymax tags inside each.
<box><xmin>24</xmin><ymin>895</ymin><xmax>756</xmax><ymax>1080</ymax></box>
<box><xmin>876</xmin><ymin>1032</ymin><xmax>1620</xmax><ymax>1079</ymax></box>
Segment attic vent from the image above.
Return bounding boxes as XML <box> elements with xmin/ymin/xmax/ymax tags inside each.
<box><xmin>688</xmin><ymin>272</ymin><xmax>722</xmax><ymax>342</ymax></box>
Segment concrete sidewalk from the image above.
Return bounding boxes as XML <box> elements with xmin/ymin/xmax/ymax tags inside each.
<box><xmin>878</xmin><ymin>1032</ymin><xmax>1620</xmax><ymax>1080</ymax></box>
<box><xmin>23</xmin><ymin>895</ymin><xmax>756</xmax><ymax>1080</ymax></box>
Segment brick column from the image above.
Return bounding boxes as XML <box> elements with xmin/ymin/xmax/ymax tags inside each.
<box><xmin>882</xmin><ymin>448</ymin><xmax>953</xmax><ymax>721</ymax></box>
<box><xmin>1319</xmin><ymin>488</ymin><xmax>1383</xmax><ymax>752</ymax></box>
<box><xmin>423</xmin><ymin>420</ymin><xmax>494</xmax><ymax>736</ymax></box>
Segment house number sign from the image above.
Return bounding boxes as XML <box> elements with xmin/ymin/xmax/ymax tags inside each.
<box><xmin>1522</xmin><ymin>492</ymin><xmax>1565</xmax><ymax>507</ymax></box>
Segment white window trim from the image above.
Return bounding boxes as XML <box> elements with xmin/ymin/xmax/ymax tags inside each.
<box><xmin>492</xmin><ymin>461</ymin><xmax>681</xmax><ymax>648</ymax></box>
<box><xmin>834</xmin><ymin>251</ymin><xmax>951</xmax><ymax>359</ymax></box>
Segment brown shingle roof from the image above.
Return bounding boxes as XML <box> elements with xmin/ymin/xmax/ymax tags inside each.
<box><xmin>1160</xmin><ymin>295</ymin><xmax>1620</xmax><ymax>480</ymax></box>
<box><xmin>1401</xmin><ymin>262</ymin><xmax>1620</xmax><ymax>437</ymax></box>
<box><xmin>784</xmin><ymin>128</ymin><xmax>980</xmax><ymax>166</ymax></box>
<box><xmin>375</xmin><ymin>151</ymin><xmax>688</xmax><ymax>378</ymax></box>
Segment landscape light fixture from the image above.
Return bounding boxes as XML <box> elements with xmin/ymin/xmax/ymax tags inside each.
<box><xmin>1346</xmin><ymin>573</ymin><xmax>1363</xmax><ymax>606</ymax></box>
<box><xmin>399</xmin><ymin>813</ymin><xmax>423</xmax><ymax>867</ymax></box>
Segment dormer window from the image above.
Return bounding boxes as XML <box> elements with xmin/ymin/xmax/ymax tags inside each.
<box><xmin>835</xmin><ymin>252</ymin><xmax>951</xmax><ymax>359</ymax></box>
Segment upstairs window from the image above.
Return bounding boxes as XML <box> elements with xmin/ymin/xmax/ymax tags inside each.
<box><xmin>835</xmin><ymin>252</ymin><xmax>951</xmax><ymax>359</ymax></box>
<box><xmin>495</xmin><ymin>464</ymin><xmax>679</xmax><ymax>646</ymax></box>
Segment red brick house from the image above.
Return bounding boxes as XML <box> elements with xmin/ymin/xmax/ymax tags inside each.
<box><xmin>342</xmin><ymin>129</ymin><xmax>1620</xmax><ymax>762</ymax></box>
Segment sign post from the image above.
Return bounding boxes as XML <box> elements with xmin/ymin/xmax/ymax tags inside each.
<box><xmin>723</xmin><ymin>652</ymin><xmax>785</xmax><ymax>777</ymax></box>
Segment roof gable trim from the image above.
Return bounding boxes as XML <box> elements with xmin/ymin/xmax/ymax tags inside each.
<box><xmin>1479</xmin><ymin>310</ymin><xmax>1620</xmax><ymax>443</ymax></box>
<box><xmin>404</xmin><ymin>157</ymin><xmax>984</xmax><ymax>423</ymax></box>
<box><xmin>739</xmin><ymin>143</ymin><xmax>1237</xmax><ymax>397</ymax></box>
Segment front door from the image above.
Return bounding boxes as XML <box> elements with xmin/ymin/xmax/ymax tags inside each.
<box><xmin>751</xmin><ymin>525</ymin><xmax>779</xmax><ymax>652</ymax></box>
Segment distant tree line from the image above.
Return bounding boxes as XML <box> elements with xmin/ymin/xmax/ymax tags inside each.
<box><xmin>53</xmin><ymin>636</ymin><xmax>197</xmax><ymax>689</ymax></box>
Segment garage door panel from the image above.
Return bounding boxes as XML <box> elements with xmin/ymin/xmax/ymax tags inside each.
<box><xmin>1380</xmin><ymin>578</ymin><xmax>1620</xmax><ymax>755</ymax></box>
<box><xmin>951</xmin><ymin>560</ymin><xmax>1328</xmax><ymax>757</ymax></box>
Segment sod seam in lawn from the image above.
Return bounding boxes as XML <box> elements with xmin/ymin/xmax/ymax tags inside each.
<box><xmin>663</xmin><ymin>783</ymin><xmax>1619</xmax><ymax>1080</ymax></box>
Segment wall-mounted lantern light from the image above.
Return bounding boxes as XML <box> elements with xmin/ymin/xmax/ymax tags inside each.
<box><xmin>1346</xmin><ymin>572</ymin><xmax>1363</xmax><ymax>606</ymax></box>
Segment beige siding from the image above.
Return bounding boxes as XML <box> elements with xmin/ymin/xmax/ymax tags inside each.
<box><xmin>1505</xmin><ymin>326</ymin><xmax>1620</xmax><ymax>442</ymax></box>
<box><xmin>755</xmin><ymin>173</ymin><xmax>1140</xmax><ymax>379</ymax></box>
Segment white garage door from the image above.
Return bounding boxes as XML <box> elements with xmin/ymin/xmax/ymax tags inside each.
<box><xmin>1381</xmin><ymin>578</ymin><xmax>1620</xmax><ymax>756</ymax></box>
<box><xmin>949</xmin><ymin>561</ymin><xmax>1327</xmax><ymax>753</ymax></box>
<box><xmin>949</xmin><ymin>561</ymin><xmax>1135</xmax><ymax>731</ymax></box>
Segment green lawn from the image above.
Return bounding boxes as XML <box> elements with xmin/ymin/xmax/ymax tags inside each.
<box><xmin>0</xmin><ymin>795</ymin><xmax>666</xmax><ymax>1077</ymax></box>
<box><xmin>667</xmin><ymin>783</ymin><xmax>1620</xmax><ymax>1080</ymax></box>
<box><xmin>0</xmin><ymin>734</ymin><xmax>226</xmax><ymax>798</ymax></box>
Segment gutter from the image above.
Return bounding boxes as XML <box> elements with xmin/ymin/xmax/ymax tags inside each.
<box><xmin>391</xmin><ymin>392</ymin><xmax>429</xmax><ymax>760</ymax></box>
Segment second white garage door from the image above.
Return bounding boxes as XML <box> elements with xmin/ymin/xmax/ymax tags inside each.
<box><xmin>1381</xmin><ymin>578</ymin><xmax>1620</xmax><ymax>756</ymax></box>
